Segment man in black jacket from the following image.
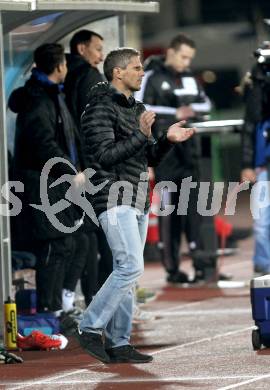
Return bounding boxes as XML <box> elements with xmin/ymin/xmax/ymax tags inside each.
<box><xmin>64</xmin><ymin>29</ymin><xmax>113</xmax><ymax>306</ymax></box>
<box><xmin>136</xmin><ymin>34</ymin><xmax>212</xmax><ymax>284</ymax></box>
<box><xmin>77</xmin><ymin>47</ymin><xmax>195</xmax><ymax>364</ymax></box>
<box><xmin>65</xmin><ymin>29</ymin><xmax>104</xmax><ymax>127</ymax></box>
<box><xmin>9</xmin><ymin>43</ymin><xmax>86</xmax><ymax>315</ymax></box>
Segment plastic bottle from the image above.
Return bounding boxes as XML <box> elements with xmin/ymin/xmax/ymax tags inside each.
<box><xmin>4</xmin><ymin>297</ymin><xmax>17</xmax><ymax>350</ymax></box>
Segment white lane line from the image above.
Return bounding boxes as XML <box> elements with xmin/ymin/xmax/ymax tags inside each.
<box><xmin>7</xmin><ymin>368</ymin><xmax>94</xmax><ymax>390</ymax></box>
<box><xmin>151</xmin><ymin>300</ymin><xmax>203</xmax><ymax>313</ymax></box>
<box><xmin>150</xmin><ymin>308</ymin><xmax>251</xmax><ymax>316</ymax></box>
<box><xmin>151</xmin><ymin>326</ymin><xmax>254</xmax><ymax>355</ymax></box>
<box><xmin>3</xmin><ymin>375</ymin><xmax>257</xmax><ymax>386</ymax></box>
<box><xmin>217</xmin><ymin>373</ymin><xmax>270</xmax><ymax>390</ymax></box>
<box><xmin>151</xmin><ymin>289</ymin><xmax>251</xmax><ymax>314</ymax></box>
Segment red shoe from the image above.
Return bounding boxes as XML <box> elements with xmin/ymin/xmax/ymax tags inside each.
<box><xmin>17</xmin><ymin>331</ymin><xmax>63</xmax><ymax>350</ymax></box>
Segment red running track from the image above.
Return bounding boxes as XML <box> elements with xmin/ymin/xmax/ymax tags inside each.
<box><xmin>1</xmin><ymin>233</ymin><xmax>270</xmax><ymax>390</ymax></box>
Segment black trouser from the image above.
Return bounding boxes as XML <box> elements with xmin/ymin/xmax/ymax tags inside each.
<box><xmin>160</xmin><ymin>183</ymin><xmax>201</xmax><ymax>275</ymax></box>
<box><xmin>80</xmin><ymin>227</ymin><xmax>113</xmax><ymax>306</ymax></box>
<box><xmin>64</xmin><ymin>232</ymin><xmax>89</xmax><ymax>292</ymax></box>
<box><xmin>80</xmin><ymin>231</ymin><xmax>98</xmax><ymax>306</ymax></box>
<box><xmin>97</xmin><ymin>227</ymin><xmax>113</xmax><ymax>288</ymax></box>
<box><xmin>35</xmin><ymin>235</ymin><xmax>74</xmax><ymax>312</ymax></box>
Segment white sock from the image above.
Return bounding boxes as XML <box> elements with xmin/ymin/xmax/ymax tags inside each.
<box><xmin>62</xmin><ymin>289</ymin><xmax>75</xmax><ymax>312</ymax></box>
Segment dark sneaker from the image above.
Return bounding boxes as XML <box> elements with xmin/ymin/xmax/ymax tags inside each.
<box><xmin>76</xmin><ymin>328</ymin><xmax>110</xmax><ymax>363</ymax></box>
<box><xmin>106</xmin><ymin>345</ymin><xmax>153</xmax><ymax>363</ymax></box>
<box><xmin>167</xmin><ymin>271</ymin><xmax>189</xmax><ymax>284</ymax></box>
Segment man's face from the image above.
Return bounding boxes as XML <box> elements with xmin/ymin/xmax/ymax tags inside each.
<box><xmin>79</xmin><ymin>36</ymin><xmax>104</xmax><ymax>67</ymax></box>
<box><xmin>120</xmin><ymin>56</ymin><xmax>145</xmax><ymax>92</ymax></box>
<box><xmin>58</xmin><ymin>59</ymin><xmax>68</xmax><ymax>83</ymax></box>
<box><xmin>167</xmin><ymin>44</ymin><xmax>195</xmax><ymax>72</ymax></box>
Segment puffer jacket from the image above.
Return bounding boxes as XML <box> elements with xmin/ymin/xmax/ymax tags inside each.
<box><xmin>9</xmin><ymin>74</ymin><xmax>85</xmax><ymax>242</ymax></box>
<box><xmin>81</xmin><ymin>81</ymin><xmax>172</xmax><ymax>216</ymax></box>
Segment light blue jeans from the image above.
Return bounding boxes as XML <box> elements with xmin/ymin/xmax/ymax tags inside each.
<box><xmin>253</xmin><ymin>169</ymin><xmax>270</xmax><ymax>273</ymax></box>
<box><xmin>79</xmin><ymin>206</ymin><xmax>149</xmax><ymax>348</ymax></box>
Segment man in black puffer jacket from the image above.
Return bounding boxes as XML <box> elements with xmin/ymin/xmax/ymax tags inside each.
<box><xmin>77</xmin><ymin>47</ymin><xmax>195</xmax><ymax>364</ymax></box>
<box><xmin>9</xmin><ymin>43</ymin><xmax>86</xmax><ymax>315</ymax></box>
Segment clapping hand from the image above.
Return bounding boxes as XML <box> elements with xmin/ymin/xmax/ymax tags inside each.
<box><xmin>167</xmin><ymin>120</ymin><xmax>196</xmax><ymax>143</ymax></box>
<box><xmin>139</xmin><ymin>111</ymin><xmax>156</xmax><ymax>138</ymax></box>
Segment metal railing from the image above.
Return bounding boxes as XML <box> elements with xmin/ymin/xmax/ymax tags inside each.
<box><xmin>191</xmin><ymin>119</ymin><xmax>243</xmax><ymax>134</ymax></box>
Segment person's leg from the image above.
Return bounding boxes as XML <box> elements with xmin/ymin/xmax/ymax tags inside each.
<box><xmin>35</xmin><ymin>240</ymin><xmax>51</xmax><ymax>312</ymax></box>
<box><xmin>184</xmin><ymin>185</ymin><xmax>201</xmax><ymax>249</ymax></box>
<box><xmin>162</xmin><ymin>185</ymin><xmax>189</xmax><ymax>284</ymax></box>
<box><xmin>170</xmin><ymin>186</ymin><xmax>183</xmax><ymax>272</ymax></box>
<box><xmin>80</xmin><ymin>227</ymin><xmax>112</xmax><ymax>308</ymax></box>
<box><xmin>79</xmin><ymin>206</ymin><xmax>145</xmax><ymax>341</ymax></box>
<box><xmin>104</xmin><ymin>290</ymin><xmax>134</xmax><ymax>349</ymax></box>
<box><xmin>63</xmin><ymin>232</ymin><xmax>89</xmax><ymax>311</ymax></box>
<box><xmin>253</xmin><ymin>170</ymin><xmax>270</xmax><ymax>273</ymax></box>
<box><xmin>97</xmin><ymin>227</ymin><xmax>113</xmax><ymax>288</ymax></box>
<box><xmin>159</xmin><ymin>214</ymin><xmax>173</xmax><ymax>270</ymax></box>
<box><xmin>50</xmin><ymin>236</ymin><xmax>74</xmax><ymax>312</ymax></box>
<box><xmin>159</xmin><ymin>187</ymin><xmax>180</xmax><ymax>274</ymax></box>
<box><xmin>80</xmin><ymin>231</ymin><xmax>99</xmax><ymax>306</ymax></box>
<box><xmin>104</xmin><ymin>211</ymin><xmax>149</xmax><ymax>349</ymax></box>
<box><xmin>35</xmin><ymin>236</ymin><xmax>73</xmax><ymax>313</ymax></box>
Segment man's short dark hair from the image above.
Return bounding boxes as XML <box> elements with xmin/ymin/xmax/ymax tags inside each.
<box><xmin>103</xmin><ymin>47</ymin><xmax>140</xmax><ymax>82</ymax></box>
<box><xmin>70</xmin><ymin>29</ymin><xmax>103</xmax><ymax>55</ymax></box>
<box><xmin>169</xmin><ymin>33</ymin><xmax>196</xmax><ymax>51</ymax></box>
<box><xmin>34</xmin><ymin>43</ymin><xmax>65</xmax><ymax>75</ymax></box>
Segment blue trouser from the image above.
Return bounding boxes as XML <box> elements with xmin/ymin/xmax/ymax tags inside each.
<box><xmin>79</xmin><ymin>206</ymin><xmax>149</xmax><ymax>348</ymax></box>
<box><xmin>253</xmin><ymin>169</ymin><xmax>270</xmax><ymax>273</ymax></box>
